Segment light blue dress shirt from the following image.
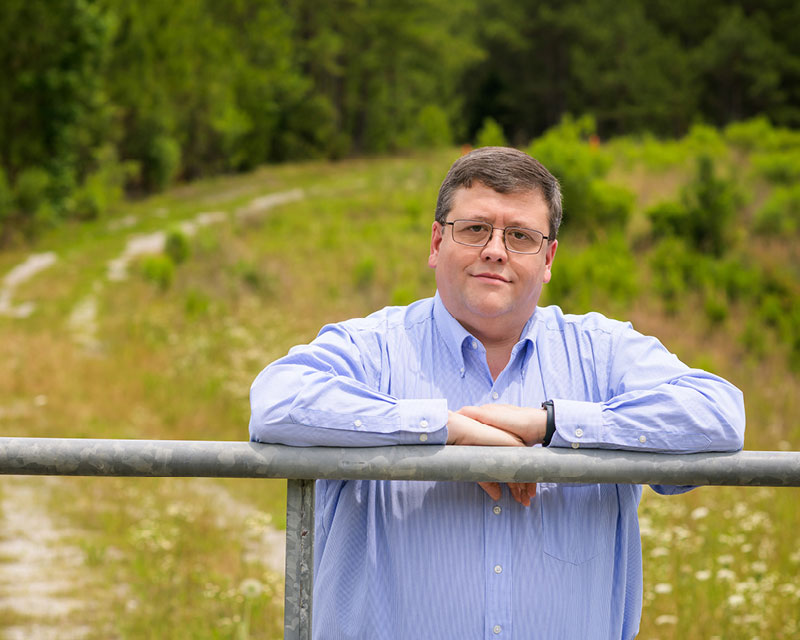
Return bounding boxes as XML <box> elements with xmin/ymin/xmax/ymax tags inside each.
<box><xmin>250</xmin><ymin>293</ymin><xmax>745</xmax><ymax>640</ymax></box>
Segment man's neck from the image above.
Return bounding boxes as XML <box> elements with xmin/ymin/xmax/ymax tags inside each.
<box><xmin>461</xmin><ymin>319</ymin><xmax>527</xmax><ymax>381</ymax></box>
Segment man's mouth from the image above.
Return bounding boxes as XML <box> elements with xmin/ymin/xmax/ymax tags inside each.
<box><xmin>472</xmin><ymin>272</ymin><xmax>510</xmax><ymax>283</ymax></box>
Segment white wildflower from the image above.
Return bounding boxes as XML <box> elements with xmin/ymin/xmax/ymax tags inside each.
<box><xmin>239</xmin><ymin>578</ymin><xmax>264</xmax><ymax>599</ymax></box>
<box><xmin>695</xmin><ymin>570</ymin><xmax>712</xmax><ymax>581</ymax></box>
<box><xmin>717</xmin><ymin>554</ymin><xmax>734</xmax><ymax>565</ymax></box>
<box><xmin>650</xmin><ymin>546</ymin><xmax>669</xmax><ymax>558</ymax></box>
<box><xmin>655</xmin><ymin>615</ymin><xmax>678</xmax><ymax>625</ymax></box>
<box><xmin>728</xmin><ymin>594</ymin><xmax>745</xmax><ymax>607</ymax></box>
<box><xmin>750</xmin><ymin>561</ymin><xmax>767</xmax><ymax>574</ymax></box>
<box><xmin>690</xmin><ymin>506</ymin><xmax>709</xmax><ymax>520</ymax></box>
<box><xmin>654</xmin><ymin>583</ymin><xmax>673</xmax><ymax>594</ymax></box>
<box><xmin>717</xmin><ymin>569</ymin><xmax>736</xmax><ymax>581</ymax></box>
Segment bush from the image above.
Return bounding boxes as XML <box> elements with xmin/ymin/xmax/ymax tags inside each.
<box><xmin>587</xmin><ymin>180</ymin><xmax>633</xmax><ymax>230</ymax></box>
<box><xmin>648</xmin><ymin>155</ymin><xmax>738</xmax><ymax>256</ymax></box>
<box><xmin>528</xmin><ymin>115</ymin><xmax>633</xmax><ymax>233</ymax></box>
<box><xmin>474</xmin><ymin>117</ymin><xmax>508</xmax><ymax>148</ymax></box>
<box><xmin>141</xmin><ymin>255</ymin><xmax>175</xmax><ymax>291</ymax></box>
<box><xmin>724</xmin><ymin>116</ymin><xmax>777</xmax><ymax>152</ymax></box>
<box><xmin>165</xmin><ymin>228</ymin><xmax>190</xmax><ymax>264</ymax></box>
<box><xmin>14</xmin><ymin>167</ymin><xmax>52</xmax><ymax>215</ymax></box>
<box><xmin>0</xmin><ymin>167</ymin><xmax>11</xmax><ymax>222</ymax></box>
<box><xmin>414</xmin><ymin>105</ymin><xmax>453</xmax><ymax>148</ymax></box>
<box><xmin>752</xmin><ymin>149</ymin><xmax>800</xmax><ymax>185</ymax></box>
<box><xmin>144</xmin><ymin>135</ymin><xmax>181</xmax><ymax>192</ymax></box>
<box><xmin>754</xmin><ymin>185</ymin><xmax>800</xmax><ymax>235</ymax></box>
<box><xmin>647</xmin><ymin>200</ymin><xmax>688</xmax><ymax>240</ymax></box>
<box><xmin>69</xmin><ymin>146</ymin><xmax>132</xmax><ymax>221</ymax></box>
<box><xmin>545</xmin><ymin>234</ymin><xmax>638</xmax><ymax>311</ymax></box>
<box><xmin>649</xmin><ymin>237</ymin><xmax>695</xmax><ymax>314</ymax></box>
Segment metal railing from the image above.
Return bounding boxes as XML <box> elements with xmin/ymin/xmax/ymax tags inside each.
<box><xmin>1</xmin><ymin>437</ymin><xmax>799</xmax><ymax>639</ymax></box>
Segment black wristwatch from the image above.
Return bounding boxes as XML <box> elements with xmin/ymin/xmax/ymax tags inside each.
<box><xmin>541</xmin><ymin>400</ymin><xmax>556</xmax><ymax>447</ymax></box>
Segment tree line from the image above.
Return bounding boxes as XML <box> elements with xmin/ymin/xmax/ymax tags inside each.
<box><xmin>1</xmin><ymin>0</ymin><xmax>798</xmax><ymax>241</ymax></box>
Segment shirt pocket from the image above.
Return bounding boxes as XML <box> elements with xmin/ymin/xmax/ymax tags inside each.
<box><xmin>539</xmin><ymin>483</ymin><xmax>619</xmax><ymax>565</ymax></box>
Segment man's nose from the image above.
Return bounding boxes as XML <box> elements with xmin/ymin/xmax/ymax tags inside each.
<box><xmin>480</xmin><ymin>228</ymin><xmax>507</xmax><ymax>261</ymax></box>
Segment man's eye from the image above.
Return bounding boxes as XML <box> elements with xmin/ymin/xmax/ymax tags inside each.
<box><xmin>467</xmin><ymin>225</ymin><xmax>487</xmax><ymax>233</ymax></box>
<box><xmin>510</xmin><ymin>230</ymin><xmax>534</xmax><ymax>241</ymax></box>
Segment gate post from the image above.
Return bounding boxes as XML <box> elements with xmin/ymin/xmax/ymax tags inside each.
<box><xmin>284</xmin><ymin>478</ymin><xmax>315</xmax><ymax>640</ymax></box>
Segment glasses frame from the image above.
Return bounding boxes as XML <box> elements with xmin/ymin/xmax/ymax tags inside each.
<box><xmin>443</xmin><ymin>219</ymin><xmax>550</xmax><ymax>255</ymax></box>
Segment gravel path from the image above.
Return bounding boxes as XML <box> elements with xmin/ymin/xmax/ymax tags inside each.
<box><xmin>0</xmin><ymin>479</ymin><xmax>93</xmax><ymax>640</ymax></box>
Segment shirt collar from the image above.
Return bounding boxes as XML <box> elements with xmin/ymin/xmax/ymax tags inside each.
<box><xmin>432</xmin><ymin>292</ymin><xmax>542</xmax><ymax>372</ymax></box>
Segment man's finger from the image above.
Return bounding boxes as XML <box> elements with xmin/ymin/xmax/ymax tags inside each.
<box><xmin>478</xmin><ymin>482</ymin><xmax>502</xmax><ymax>501</ymax></box>
<box><xmin>508</xmin><ymin>483</ymin><xmax>531</xmax><ymax>507</ymax></box>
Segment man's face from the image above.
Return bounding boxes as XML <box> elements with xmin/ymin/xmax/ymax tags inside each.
<box><xmin>428</xmin><ymin>182</ymin><xmax>557</xmax><ymax>340</ymax></box>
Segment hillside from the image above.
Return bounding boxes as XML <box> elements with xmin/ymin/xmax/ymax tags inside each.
<box><xmin>1</xmin><ymin>127</ymin><xmax>799</xmax><ymax>638</ymax></box>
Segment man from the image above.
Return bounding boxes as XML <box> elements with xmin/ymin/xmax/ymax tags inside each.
<box><xmin>250</xmin><ymin>147</ymin><xmax>745</xmax><ymax>639</ymax></box>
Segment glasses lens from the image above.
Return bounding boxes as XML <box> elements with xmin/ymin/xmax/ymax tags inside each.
<box><xmin>505</xmin><ymin>227</ymin><xmax>543</xmax><ymax>254</ymax></box>
<box><xmin>452</xmin><ymin>220</ymin><xmax>491</xmax><ymax>246</ymax></box>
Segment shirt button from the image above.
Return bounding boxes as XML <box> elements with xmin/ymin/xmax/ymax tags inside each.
<box><xmin>571</xmin><ymin>442</ymin><xmax>580</xmax><ymax>449</ymax></box>
<box><xmin>493</xmin><ymin>625</ymin><xmax>502</xmax><ymax>635</ymax></box>
<box><xmin>639</xmin><ymin>435</ymin><xmax>647</xmax><ymax>443</ymax></box>
<box><xmin>353</xmin><ymin>419</ymin><xmax>362</xmax><ymax>427</ymax></box>
<box><xmin>575</xmin><ymin>428</ymin><xmax>584</xmax><ymax>437</ymax></box>
<box><xmin>492</xmin><ymin>505</ymin><xmax>502</xmax><ymax>515</ymax></box>
<box><xmin>471</xmin><ymin>340</ymin><xmax>478</xmax><ymax>350</ymax></box>
<box><xmin>493</xmin><ymin>564</ymin><xmax>502</xmax><ymax>574</ymax></box>
<box><xmin>419</xmin><ymin>434</ymin><xmax>428</xmax><ymax>442</ymax></box>
<box><xmin>420</xmin><ymin>419</ymin><xmax>429</xmax><ymax>428</ymax></box>
<box><xmin>492</xmin><ymin>392</ymin><xmax>499</xmax><ymax>400</ymax></box>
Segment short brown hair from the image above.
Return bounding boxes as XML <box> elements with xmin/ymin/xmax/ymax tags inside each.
<box><xmin>434</xmin><ymin>147</ymin><xmax>562</xmax><ymax>239</ymax></box>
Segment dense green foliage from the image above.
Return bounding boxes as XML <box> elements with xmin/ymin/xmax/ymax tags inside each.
<box><xmin>3</xmin><ymin>0</ymin><xmax>800</xmax><ymax>241</ymax></box>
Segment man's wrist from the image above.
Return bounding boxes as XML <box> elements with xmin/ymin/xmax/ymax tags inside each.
<box><xmin>541</xmin><ymin>400</ymin><xmax>556</xmax><ymax>447</ymax></box>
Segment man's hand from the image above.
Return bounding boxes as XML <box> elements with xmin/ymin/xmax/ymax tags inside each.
<box><xmin>446</xmin><ymin>410</ymin><xmax>526</xmax><ymax>446</ymax></box>
<box><xmin>457</xmin><ymin>404</ymin><xmax>547</xmax><ymax>446</ymax></box>
<box><xmin>447</xmin><ymin>406</ymin><xmax>544</xmax><ymax>507</ymax></box>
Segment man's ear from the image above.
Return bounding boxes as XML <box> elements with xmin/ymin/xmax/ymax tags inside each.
<box><xmin>542</xmin><ymin>239</ymin><xmax>558</xmax><ymax>284</ymax></box>
<box><xmin>428</xmin><ymin>221</ymin><xmax>443</xmax><ymax>269</ymax></box>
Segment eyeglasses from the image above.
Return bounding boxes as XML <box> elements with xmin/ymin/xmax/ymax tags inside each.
<box><xmin>443</xmin><ymin>219</ymin><xmax>550</xmax><ymax>254</ymax></box>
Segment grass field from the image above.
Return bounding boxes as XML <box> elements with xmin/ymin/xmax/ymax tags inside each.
<box><xmin>1</xmin><ymin>139</ymin><xmax>798</xmax><ymax>639</ymax></box>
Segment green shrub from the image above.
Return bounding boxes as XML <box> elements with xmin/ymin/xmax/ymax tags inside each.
<box><xmin>141</xmin><ymin>255</ymin><xmax>175</xmax><ymax>291</ymax></box>
<box><xmin>528</xmin><ymin>115</ymin><xmax>631</xmax><ymax>233</ymax></box>
<box><xmin>545</xmin><ymin>234</ymin><xmax>638</xmax><ymax>311</ymax></box>
<box><xmin>144</xmin><ymin>135</ymin><xmax>181</xmax><ymax>191</ymax></box>
<box><xmin>704</xmin><ymin>293</ymin><xmax>729</xmax><ymax>325</ymax></box>
<box><xmin>165</xmin><ymin>228</ymin><xmax>190</xmax><ymax>264</ymax></box>
<box><xmin>587</xmin><ymin>180</ymin><xmax>633</xmax><ymax>230</ymax></box>
<box><xmin>70</xmin><ymin>146</ymin><xmax>132</xmax><ymax>220</ymax></box>
<box><xmin>414</xmin><ymin>105</ymin><xmax>453</xmax><ymax>148</ymax></box>
<box><xmin>724</xmin><ymin>116</ymin><xmax>777</xmax><ymax>152</ymax></box>
<box><xmin>715</xmin><ymin>257</ymin><xmax>763</xmax><ymax>302</ymax></box>
<box><xmin>683</xmin><ymin>154</ymin><xmax>738</xmax><ymax>256</ymax></box>
<box><xmin>14</xmin><ymin>167</ymin><xmax>52</xmax><ymax>215</ymax></box>
<box><xmin>647</xmin><ymin>200</ymin><xmax>688</xmax><ymax>240</ymax></box>
<box><xmin>752</xmin><ymin>150</ymin><xmax>800</xmax><ymax>184</ymax></box>
<box><xmin>475</xmin><ymin>117</ymin><xmax>508</xmax><ymax>148</ymax></box>
<box><xmin>0</xmin><ymin>167</ymin><xmax>11</xmax><ymax>223</ymax></box>
<box><xmin>649</xmin><ymin>237</ymin><xmax>695</xmax><ymax>314</ymax></box>
<box><xmin>754</xmin><ymin>185</ymin><xmax>800</xmax><ymax>235</ymax></box>
<box><xmin>650</xmin><ymin>155</ymin><xmax>738</xmax><ymax>255</ymax></box>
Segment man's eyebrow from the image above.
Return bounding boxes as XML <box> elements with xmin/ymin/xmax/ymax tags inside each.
<box><xmin>460</xmin><ymin>213</ymin><xmax>541</xmax><ymax>230</ymax></box>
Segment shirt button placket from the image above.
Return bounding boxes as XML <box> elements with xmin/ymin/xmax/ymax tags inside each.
<box><xmin>485</xmin><ymin>491</ymin><xmax>511</xmax><ymax>640</ymax></box>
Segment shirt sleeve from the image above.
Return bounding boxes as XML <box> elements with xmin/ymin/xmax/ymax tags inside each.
<box><xmin>547</xmin><ymin>322</ymin><xmax>745</xmax><ymax>456</ymax></box>
<box><xmin>249</xmin><ymin>322</ymin><xmax>448</xmax><ymax>447</ymax></box>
